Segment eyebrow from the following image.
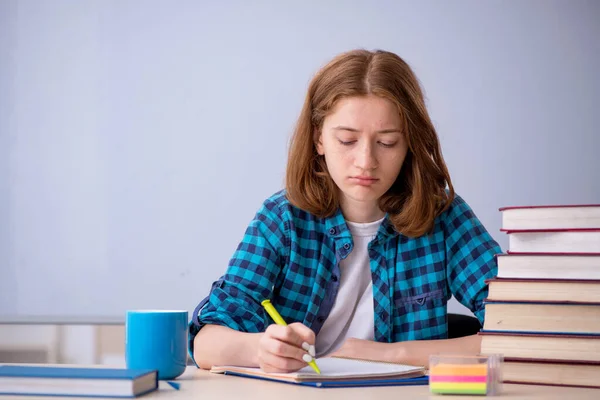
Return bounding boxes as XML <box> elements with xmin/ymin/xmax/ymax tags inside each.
<box><xmin>332</xmin><ymin>126</ymin><xmax>402</xmax><ymax>134</ymax></box>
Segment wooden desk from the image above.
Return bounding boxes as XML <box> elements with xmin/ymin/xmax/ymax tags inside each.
<box><xmin>2</xmin><ymin>366</ymin><xmax>599</xmax><ymax>399</ymax></box>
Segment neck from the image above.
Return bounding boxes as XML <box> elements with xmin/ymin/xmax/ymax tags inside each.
<box><xmin>340</xmin><ymin>196</ymin><xmax>385</xmax><ymax>223</ymax></box>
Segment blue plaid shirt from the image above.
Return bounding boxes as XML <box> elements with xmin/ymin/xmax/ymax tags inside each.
<box><xmin>189</xmin><ymin>190</ymin><xmax>500</xmax><ymax>356</ymax></box>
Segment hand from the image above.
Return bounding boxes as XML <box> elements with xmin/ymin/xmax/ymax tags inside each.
<box><xmin>257</xmin><ymin>322</ymin><xmax>317</xmax><ymax>373</ymax></box>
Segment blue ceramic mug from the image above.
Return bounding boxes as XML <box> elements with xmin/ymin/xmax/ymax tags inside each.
<box><xmin>125</xmin><ymin>310</ymin><xmax>188</xmax><ymax>380</ymax></box>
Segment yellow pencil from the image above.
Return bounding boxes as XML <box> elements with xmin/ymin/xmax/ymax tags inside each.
<box><xmin>261</xmin><ymin>299</ymin><xmax>321</xmax><ymax>374</ymax></box>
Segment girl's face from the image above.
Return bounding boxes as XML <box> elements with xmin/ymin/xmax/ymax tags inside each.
<box><xmin>317</xmin><ymin>95</ymin><xmax>408</xmax><ymax>222</ymax></box>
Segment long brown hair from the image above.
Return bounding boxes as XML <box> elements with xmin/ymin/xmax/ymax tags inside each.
<box><xmin>285</xmin><ymin>49</ymin><xmax>455</xmax><ymax>238</ymax></box>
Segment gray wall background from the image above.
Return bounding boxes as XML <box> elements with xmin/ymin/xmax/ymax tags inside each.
<box><xmin>1</xmin><ymin>0</ymin><xmax>599</xmax><ymax>321</ymax></box>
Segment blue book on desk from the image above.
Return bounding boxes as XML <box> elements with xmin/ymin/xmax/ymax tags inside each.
<box><xmin>0</xmin><ymin>365</ymin><xmax>158</xmax><ymax>398</ymax></box>
<box><xmin>210</xmin><ymin>357</ymin><xmax>428</xmax><ymax>388</ymax></box>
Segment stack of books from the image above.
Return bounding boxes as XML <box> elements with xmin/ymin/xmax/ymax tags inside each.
<box><xmin>480</xmin><ymin>204</ymin><xmax>600</xmax><ymax>389</ymax></box>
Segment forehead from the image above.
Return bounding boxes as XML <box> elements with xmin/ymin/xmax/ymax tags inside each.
<box><xmin>324</xmin><ymin>95</ymin><xmax>401</xmax><ymax>129</ymax></box>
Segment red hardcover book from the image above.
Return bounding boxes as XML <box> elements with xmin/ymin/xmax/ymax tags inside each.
<box><xmin>482</xmin><ymin>300</ymin><xmax>600</xmax><ymax>335</ymax></box>
<box><xmin>502</xmin><ymin>229</ymin><xmax>600</xmax><ymax>254</ymax></box>
<box><xmin>479</xmin><ymin>331</ymin><xmax>600</xmax><ymax>363</ymax></box>
<box><xmin>495</xmin><ymin>253</ymin><xmax>600</xmax><ymax>280</ymax></box>
<box><xmin>499</xmin><ymin>204</ymin><xmax>600</xmax><ymax>231</ymax></box>
<box><xmin>502</xmin><ymin>358</ymin><xmax>600</xmax><ymax>389</ymax></box>
<box><xmin>486</xmin><ymin>277</ymin><xmax>600</xmax><ymax>303</ymax></box>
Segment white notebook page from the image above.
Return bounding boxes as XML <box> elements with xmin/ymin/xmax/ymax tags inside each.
<box><xmin>212</xmin><ymin>357</ymin><xmax>423</xmax><ymax>380</ymax></box>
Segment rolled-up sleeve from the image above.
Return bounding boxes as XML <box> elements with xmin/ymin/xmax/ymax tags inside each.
<box><xmin>187</xmin><ymin>198</ymin><xmax>289</xmax><ymax>361</ymax></box>
<box><xmin>443</xmin><ymin>195</ymin><xmax>501</xmax><ymax>324</ymax></box>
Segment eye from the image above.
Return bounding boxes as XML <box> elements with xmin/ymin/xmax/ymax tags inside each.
<box><xmin>378</xmin><ymin>142</ymin><xmax>397</xmax><ymax>148</ymax></box>
<box><xmin>338</xmin><ymin>140</ymin><xmax>356</xmax><ymax>146</ymax></box>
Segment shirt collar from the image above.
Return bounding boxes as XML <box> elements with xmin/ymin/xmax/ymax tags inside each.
<box><xmin>324</xmin><ymin>208</ymin><xmax>399</xmax><ymax>241</ymax></box>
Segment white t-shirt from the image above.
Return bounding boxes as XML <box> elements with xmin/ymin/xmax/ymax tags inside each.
<box><xmin>314</xmin><ymin>217</ymin><xmax>383</xmax><ymax>357</ymax></box>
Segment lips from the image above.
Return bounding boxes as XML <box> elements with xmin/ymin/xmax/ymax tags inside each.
<box><xmin>350</xmin><ymin>176</ymin><xmax>379</xmax><ymax>186</ymax></box>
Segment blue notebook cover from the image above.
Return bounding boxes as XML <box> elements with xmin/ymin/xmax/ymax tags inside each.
<box><xmin>0</xmin><ymin>365</ymin><xmax>158</xmax><ymax>398</ymax></box>
<box><xmin>223</xmin><ymin>371</ymin><xmax>429</xmax><ymax>388</ymax></box>
<box><xmin>0</xmin><ymin>365</ymin><xmax>154</xmax><ymax>380</ymax></box>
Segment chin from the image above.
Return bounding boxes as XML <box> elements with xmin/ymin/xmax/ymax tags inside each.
<box><xmin>344</xmin><ymin>187</ymin><xmax>384</xmax><ymax>203</ymax></box>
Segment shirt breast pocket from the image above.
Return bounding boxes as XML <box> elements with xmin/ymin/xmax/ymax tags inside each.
<box><xmin>395</xmin><ymin>288</ymin><xmax>446</xmax><ymax>310</ymax></box>
<box><xmin>392</xmin><ymin>287</ymin><xmax>448</xmax><ymax>340</ymax></box>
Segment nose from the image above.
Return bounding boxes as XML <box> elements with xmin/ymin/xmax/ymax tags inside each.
<box><xmin>354</xmin><ymin>141</ymin><xmax>378</xmax><ymax>170</ymax></box>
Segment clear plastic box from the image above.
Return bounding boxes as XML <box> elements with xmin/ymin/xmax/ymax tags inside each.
<box><xmin>429</xmin><ymin>354</ymin><xmax>503</xmax><ymax>396</ymax></box>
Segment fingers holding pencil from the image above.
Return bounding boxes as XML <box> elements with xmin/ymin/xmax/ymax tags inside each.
<box><xmin>258</xmin><ymin>323</ymin><xmax>317</xmax><ymax>373</ymax></box>
<box><xmin>260</xmin><ymin>299</ymin><xmax>321</xmax><ymax>374</ymax></box>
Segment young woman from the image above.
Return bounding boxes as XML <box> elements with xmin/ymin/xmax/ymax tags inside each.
<box><xmin>189</xmin><ymin>49</ymin><xmax>501</xmax><ymax>372</ymax></box>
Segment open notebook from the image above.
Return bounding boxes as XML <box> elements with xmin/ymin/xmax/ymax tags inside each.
<box><xmin>210</xmin><ymin>357</ymin><xmax>428</xmax><ymax>388</ymax></box>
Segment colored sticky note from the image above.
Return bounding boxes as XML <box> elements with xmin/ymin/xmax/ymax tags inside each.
<box><xmin>429</xmin><ymin>363</ymin><xmax>488</xmax><ymax>376</ymax></box>
<box><xmin>429</xmin><ymin>363</ymin><xmax>488</xmax><ymax>395</ymax></box>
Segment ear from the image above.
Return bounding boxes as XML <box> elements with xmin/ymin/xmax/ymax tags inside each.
<box><xmin>315</xmin><ymin>130</ymin><xmax>324</xmax><ymax>155</ymax></box>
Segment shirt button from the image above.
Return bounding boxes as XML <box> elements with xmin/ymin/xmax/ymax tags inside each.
<box><xmin>317</xmin><ymin>316</ymin><xmax>325</xmax><ymax>323</ymax></box>
<box><xmin>329</xmin><ymin>228</ymin><xmax>336</xmax><ymax>235</ymax></box>
<box><xmin>332</xmin><ymin>275</ymin><xmax>338</xmax><ymax>282</ymax></box>
<box><xmin>343</xmin><ymin>243</ymin><xmax>351</xmax><ymax>250</ymax></box>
